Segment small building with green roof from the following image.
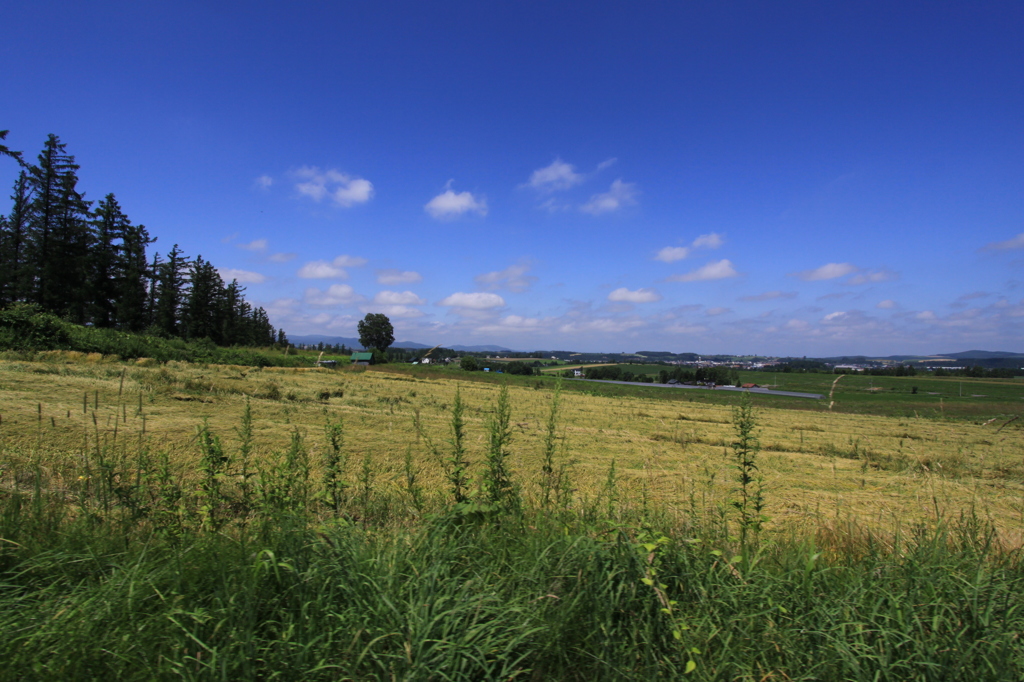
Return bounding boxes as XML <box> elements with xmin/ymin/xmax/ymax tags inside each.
<box><xmin>350</xmin><ymin>352</ymin><xmax>373</xmax><ymax>366</ymax></box>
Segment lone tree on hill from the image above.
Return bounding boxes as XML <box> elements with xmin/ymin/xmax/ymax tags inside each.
<box><xmin>357</xmin><ymin>312</ymin><xmax>394</xmax><ymax>353</ymax></box>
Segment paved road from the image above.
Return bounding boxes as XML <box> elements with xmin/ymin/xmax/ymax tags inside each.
<box><xmin>569</xmin><ymin>378</ymin><xmax>824</xmax><ymax>400</ymax></box>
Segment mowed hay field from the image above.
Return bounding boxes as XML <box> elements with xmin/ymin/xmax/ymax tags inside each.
<box><xmin>2</xmin><ymin>355</ymin><xmax>1023</xmax><ymax>540</ymax></box>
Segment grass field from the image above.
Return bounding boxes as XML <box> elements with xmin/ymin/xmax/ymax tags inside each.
<box><xmin>2</xmin><ymin>355</ymin><xmax>1022</xmax><ymax>535</ymax></box>
<box><xmin>2</xmin><ymin>354</ymin><xmax>1024</xmax><ymax>679</ymax></box>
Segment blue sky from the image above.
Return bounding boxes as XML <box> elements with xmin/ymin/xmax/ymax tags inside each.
<box><xmin>4</xmin><ymin>1</ymin><xmax>1024</xmax><ymax>355</ymax></box>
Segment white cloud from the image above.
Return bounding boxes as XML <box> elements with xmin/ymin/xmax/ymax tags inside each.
<box><xmin>524</xmin><ymin>158</ymin><xmax>584</xmax><ymax>192</ymax></box>
<box><xmin>654</xmin><ymin>232</ymin><xmax>723</xmax><ymax>263</ymax></box>
<box><xmin>847</xmin><ymin>268</ymin><xmax>898</xmax><ymax>285</ymax></box>
<box><xmin>692</xmin><ymin>232</ymin><xmax>724</xmax><ymax>249</ymax></box>
<box><xmin>538</xmin><ymin>197</ymin><xmax>571</xmax><ymax>213</ymax></box>
<box><xmin>217</xmin><ymin>268</ymin><xmax>267</xmax><ymax>284</ymax></box>
<box><xmin>377</xmin><ymin>269</ymin><xmax>423</xmax><ymax>285</ymax></box>
<box><xmin>476</xmin><ymin>315</ymin><xmax>550</xmax><ymax>334</ymax></box>
<box><xmin>740</xmin><ymin>291</ymin><xmax>797</xmax><ymax>302</ymax></box>
<box><xmin>596</xmin><ymin>157</ymin><xmax>617</xmax><ymax>171</ymax></box>
<box><xmin>304</xmin><ymin>284</ymin><xmax>364</xmax><ymax>306</ymax></box>
<box><xmin>705</xmin><ymin>307</ymin><xmax>731</xmax><ymax>316</ymax></box>
<box><xmin>877</xmin><ymin>299</ymin><xmax>897</xmax><ymax>309</ymax></box>
<box><xmin>558</xmin><ymin>318</ymin><xmax>645</xmax><ymax>334</ymax></box>
<box><xmin>238</xmin><ymin>238</ymin><xmax>268</xmax><ymax>252</ymax></box>
<box><xmin>474</xmin><ymin>263</ymin><xmax>536</xmax><ymax>293</ymax></box>
<box><xmin>297</xmin><ymin>260</ymin><xmax>348</xmax><ymax>279</ymax></box>
<box><xmin>823</xmin><ymin>311</ymin><xmax>847</xmax><ymax>322</ymax></box>
<box><xmin>425</xmin><ymin>182</ymin><xmax>487</xmax><ymax>219</ymax></box>
<box><xmin>332</xmin><ymin>254</ymin><xmax>367</xmax><ymax>268</ymax></box>
<box><xmin>654</xmin><ymin>246</ymin><xmax>690</xmax><ymax>263</ymax></box>
<box><xmin>665</xmin><ymin>259</ymin><xmax>739</xmax><ymax>283</ymax></box>
<box><xmin>983</xmin><ymin>232</ymin><xmax>1024</xmax><ymax>251</ymax></box>
<box><xmin>269</xmin><ymin>252</ymin><xmax>296</xmax><ymax>263</ymax></box>
<box><xmin>665</xmin><ymin>323</ymin><xmax>709</xmax><ymax>334</ymax></box>
<box><xmin>373</xmin><ymin>290</ymin><xmax>426</xmax><ymax>306</ymax></box>
<box><xmin>255</xmin><ymin>175</ymin><xmax>273</xmax><ymax>189</ymax></box>
<box><xmin>293</xmin><ymin>166</ymin><xmax>373</xmax><ymax>207</ymax></box>
<box><xmin>915</xmin><ymin>310</ymin><xmax>937</xmax><ymax>321</ymax></box>
<box><xmin>361</xmin><ymin>304</ymin><xmax>424</xmax><ymax>319</ymax></box>
<box><xmin>607</xmin><ymin>287</ymin><xmax>662</xmax><ymax>303</ymax></box>
<box><xmin>580</xmin><ymin>179</ymin><xmax>638</xmax><ymax>215</ymax></box>
<box><xmin>793</xmin><ymin>262</ymin><xmax>859</xmax><ymax>281</ymax></box>
<box><xmin>438</xmin><ymin>292</ymin><xmax>506</xmax><ymax>309</ymax></box>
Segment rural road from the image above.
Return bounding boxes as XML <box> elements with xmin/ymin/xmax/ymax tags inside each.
<box><xmin>569</xmin><ymin>378</ymin><xmax>824</xmax><ymax>400</ymax></box>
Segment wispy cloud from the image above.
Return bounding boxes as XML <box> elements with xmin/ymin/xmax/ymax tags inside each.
<box><xmin>876</xmin><ymin>299</ymin><xmax>897</xmax><ymax>309</ymax></box>
<box><xmin>218</xmin><ymin>268</ymin><xmax>267</xmax><ymax>284</ymax></box>
<box><xmin>474</xmin><ymin>263</ymin><xmax>536</xmax><ymax>293</ymax></box>
<box><xmin>793</xmin><ymin>262</ymin><xmax>859</xmax><ymax>281</ymax></box>
<box><xmin>332</xmin><ymin>255</ymin><xmax>368</xmax><ymax>268</ymax></box>
<box><xmin>438</xmin><ymin>292</ymin><xmax>505</xmax><ymax>310</ymax></box>
<box><xmin>523</xmin><ymin>158</ymin><xmax>584</xmax><ymax>192</ymax></box>
<box><xmin>377</xmin><ymin>269</ymin><xmax>423</xmax><ymax>285</ymax></box>
<box><xmin>654</xmin><ymin>246</ymin><xmax>690</xmax><ymax>263</ymax></box>
<box><xmin>580</xmin><ymin>179</ymin><xmax>637</xmax><ymax>215</ymax></box>
<box><xmin>982</xmin><ymin>232</ymin><xmax>1024</xmax><ymax>251</ymax></box>
<box><xmin>254</xmin><ymin>175</ymin><xmax>273</xmax><ymax>190</ymax></box>
<box><xmin>654</xmin><ymin>232</ymin><xmax>724</xmax><ymax>262</ymax></box>
<box><xmin>558</xmin><ymin>318</ymin><xmax>645</xmax><ymax>334</ymax></box>
<box><xmin>476</xmin><ymin>315</ymin><xmax>551</xmax><ymax>335</ymax></box>
<box><xmin>740</xmin><ymin>290</ymin><xmax>797</xmax><ymax>302</ymax></box>
<box><xmin>705</xmin><ymin>307</ymin><xmax>731</xmax><ymax>316</ymax></box>
<box><xmin>425</xmin><ymin>181</ymin><xmax>487</xmax><ymax>219</ymax></box>
<box><xmin>847</xmin><ymin>268</ymin><xmax>898</xmax><ymax>285</ymax></box>
<box><xmin>607</xmin><ymin>287</ymin><xmax>662</xmax><ymax>303</ymax></box>
<box><xmin>238</xmin><ymin>238</ymin><xmax>268</xmax><ymax>252</ymax></box>
<box><xmin>293</xmin><ymin>166</ymin><xmax>373</xmax><ymax>207</ymax></box>
<box><xmin>691</xmin><ymin>233</ymin><xmax>724</xmax><ymax>249</ymax></box>
<box><xmin>665</xmin><ymin>259</ymin><xmax>738</xmax><ymax>283</ymax></box>
<box><xmin>269</xmin><ymin>252</ymin><xmax>297</xmax><ymax>263</ymax></box>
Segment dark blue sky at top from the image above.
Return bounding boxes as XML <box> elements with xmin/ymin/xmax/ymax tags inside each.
<box><xmin>3</xmin><ymin>2</ymin><xmax>1023</xmax><ymax>354</ymax></box>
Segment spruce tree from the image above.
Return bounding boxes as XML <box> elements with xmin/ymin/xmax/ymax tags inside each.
<box><xmin>0</xmin><ymin>130</ymin><xmax>23</xmax><ymax>166</ymax></box>
<box><xmin>154</xmin><ymin>245</ymin><xmax>189</xmax><ymax>337</ymax></box>
<box><xmin>115</xmin><ymin>222</ymin><xmax>155</xmax><ymax>331</ymax></box>
<box><xmin>0</xmin><ymin>172</ymin><xmax>32</xmax><ymax>306</ymax></box>
<box><xmin>182</xmin><ymin>255</ymin><xmax>224</xmax><ymax>341</ymax></box>
<box><xmin>90</xmin><ymin>193</ymin><xmax>130</xmax><ymax>327</ymax></box>
<box><xmin>25</xmin><ymin>134</ymin><xmax>87</xmax><ymax>314</ymax></box>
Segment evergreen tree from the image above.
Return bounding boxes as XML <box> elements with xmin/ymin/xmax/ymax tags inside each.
<box><xmin>116</xmin><ymin>222</ymin><xmax>155</xmax><ymax>331</ymax></box>
<box><xmin>182</xmin><ymin>255</ymin><xmax>224</xmax><ymax>341</ymax></box>
<box><xmin>48</xmin><ymin>170</ymin><xmax>94</xmax><ymax>323</ymax></box>
<box><xmin>90</xmin><ymin>193</ymin><xmax>130</xmax><ymax>327</ymax></box>
<box><xmin>0</xmin><ymin>130</ymin><xmax>23</xmax><ymax>166</ymax></box>
<box><xmin>0</xmin><ymin>171</ymin><xmax>32</xmax><ymax>306</ymax></box>
<box><xmin>25</xmin><ymin>135</ymin><xmax>88</xmax><ymax>314</ymax></box>
<box><xmin>154</xmin><ymin>245</ymin><xmax>189</xmax><ymax>337</ymax></box>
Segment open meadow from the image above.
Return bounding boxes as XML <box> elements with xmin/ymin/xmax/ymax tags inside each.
<box><xmin>3</xmin><ymin>354</ymin><xmax>1024</xmax><ymax>680</ymax></box>
<box><xmin>2</xmin><ymin>355</ymin><xmax>1023</xmax><ymax>534</ymax></box>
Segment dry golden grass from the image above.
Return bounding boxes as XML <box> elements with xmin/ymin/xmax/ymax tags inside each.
<box><xmin>1</xmin><ymin>356</ymin><xmax>1023</xmax><ymax>538</ymax></box>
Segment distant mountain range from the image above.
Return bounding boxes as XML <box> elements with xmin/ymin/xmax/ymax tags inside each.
<box><xmin>289</xmin><ymin>335</ymin><xmax>1020</xmax><ymax>360</ymax></box>
<box><xmin>936</xmin><ymin>350</ymin><xmax>1024</xmax><ymax>359</ymax></box>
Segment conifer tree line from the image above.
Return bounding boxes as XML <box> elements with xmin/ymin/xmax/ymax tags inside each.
<box><xmin>0</xmin><ymin>131</ymin><xmax>277</xmax><ymax>347</ymax></box>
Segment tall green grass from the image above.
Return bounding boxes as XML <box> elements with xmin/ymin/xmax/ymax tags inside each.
<box><xmin>1</xmin><ymin>387</ymin><xmax>1023</xmax><ymax>680</ymax></box>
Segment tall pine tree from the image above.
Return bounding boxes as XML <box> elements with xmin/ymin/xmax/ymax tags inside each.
<box><xmin>0</xmin><ymin>171</ymin><xmax>33</xmax><ymax>306</ymax></box>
